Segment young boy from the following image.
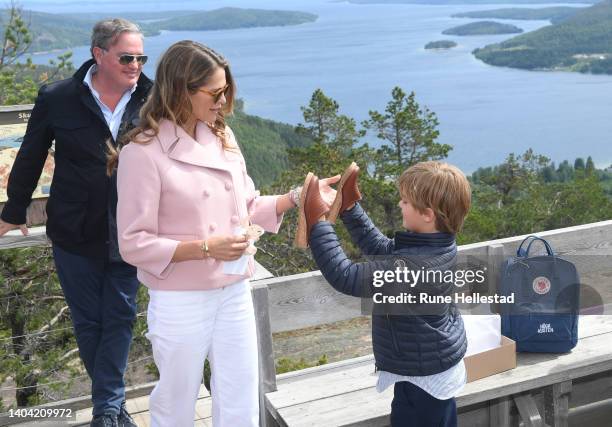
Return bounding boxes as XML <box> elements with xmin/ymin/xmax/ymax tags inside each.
<box><xmin>296</xmin><ymin>161</ymin><xmax>472</xmax><ymax>427</ymax></box>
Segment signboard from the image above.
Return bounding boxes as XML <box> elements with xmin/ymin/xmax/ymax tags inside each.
<box><xmin>0</xmin><ymin>106</ymin><xmax>53</xmax><ymax>203</ymax></box>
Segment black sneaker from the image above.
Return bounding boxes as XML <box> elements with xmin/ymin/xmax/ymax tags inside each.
<box><xmin>91</xmin><ymin>413</ymin><xmax>118</xmax><ymax>427</ymax></box>
<box><xmin>118</xmin><ymin>401</ymin><xmax>138</xmax><ymax>427</ymax></box>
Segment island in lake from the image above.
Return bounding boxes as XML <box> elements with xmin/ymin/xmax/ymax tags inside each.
<box><xmin>451</xmin><ymin>7</ymin><xmax>583</xmax><ymax>24</ymax></box>
<box><xmin>425</xmin><ymin>40</ymin><xmax>457</xmax><ymax>49</ymax></box>
<box><xmin>443</xmin><ymin>21</ymin><xmax>523</xmax><ymax>36</ymax></box>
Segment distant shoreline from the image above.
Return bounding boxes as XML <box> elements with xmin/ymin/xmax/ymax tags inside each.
<box><xmin>2</xmin><ymin>7</ymin><xmax>318</xmax><ymax>54</ymax></box>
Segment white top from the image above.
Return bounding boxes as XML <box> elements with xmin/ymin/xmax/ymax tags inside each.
<box><xmin>83</xmin><ymin>64</ymin><xmax>137</xmax><ymax>141</ymax></box>
<box><xmin>376</xmin><ymin>359</ymin><xmax>466</xmax><ymax>400</ymax></box>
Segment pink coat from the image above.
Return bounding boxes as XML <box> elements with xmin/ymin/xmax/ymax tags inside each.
<box><xmin>116</xmin><ymin>119</ymin><xmax>283</xmax><ymax>290</ymax></box>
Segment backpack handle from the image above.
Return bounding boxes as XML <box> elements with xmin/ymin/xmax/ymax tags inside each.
<box><xmin>521</xmin><ymin>237</ymin><xmax>554</xmax><ymax>257</ymax></box>
<box><xmin>516</xmin><ymin>235</ymin><xmax>539</xmax><ymax>257</ymax></box>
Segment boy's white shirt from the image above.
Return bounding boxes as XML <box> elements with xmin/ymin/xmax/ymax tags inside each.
<box><xmin>375</xmin><ymin>360</ymin><xmax>466</xmax><ymax>400</ymax></box>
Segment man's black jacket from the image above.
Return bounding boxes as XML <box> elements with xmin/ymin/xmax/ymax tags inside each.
<box><xmin>1</xmin><ymin>59</ymin><xmax>153</xmax><ymax>258</ymax></box>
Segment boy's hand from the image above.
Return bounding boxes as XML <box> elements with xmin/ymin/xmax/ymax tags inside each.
<box><xmin>319</xmin><ymin>175</ymin><xmax>340</xmax><ymax>208</ymax></box>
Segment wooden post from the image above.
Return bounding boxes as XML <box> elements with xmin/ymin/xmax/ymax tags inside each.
<box><xmin>252</xmin><ymin>282</ymin><xmax>278</xmax><ymax>427</ymax></box>
<box><xmin>489</xmin><ymin>396</ymin><xmax>511</xmax><ymax>427</ymax></box>
<box><xmin>487</xmin><ymin>243</ymin><xmax>505</xmax><ymax>314</ymax></box>
<box><xmin>543</xmin><ymin>380</ymin><xmax>572</xmax><ymax>427</ymax></box>
<box><xmin>514</xmin><ymin>393</ymin><xmax>544</xmax><ymax>427</ymax></box>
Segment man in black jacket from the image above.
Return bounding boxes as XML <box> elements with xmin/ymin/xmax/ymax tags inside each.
<box><xmin>0</xmin><ymin>19</ymin><xmax>152</xmax><ymax>427</ymax></box>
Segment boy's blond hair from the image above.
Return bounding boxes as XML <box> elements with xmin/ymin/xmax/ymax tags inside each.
<box><xmin>398</xmin><ymin>161</ymin><xmax>471</xmax><ymax>234</ymax></box>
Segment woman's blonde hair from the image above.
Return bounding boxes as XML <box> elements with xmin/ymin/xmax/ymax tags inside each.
<box><xmin>107</xmin><ymin>40</ymin><xmax>236</xmax><ymax>174</ymax></box>
<box><xmin>398</xmin><ymin>161</ymin><xmax>471</xmax><ymax>234</ymax></box>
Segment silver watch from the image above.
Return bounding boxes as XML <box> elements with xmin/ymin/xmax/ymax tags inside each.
<box><xmin>289</xmin><ymin>186</ymin><xmax>302</xmax><ymax>208</ymax></box>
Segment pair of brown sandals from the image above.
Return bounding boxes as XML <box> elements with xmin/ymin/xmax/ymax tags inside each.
<box><xmin>295</xmin><ymin>162</ymin><xmax>362</xmax><ymax>248</ymax></box>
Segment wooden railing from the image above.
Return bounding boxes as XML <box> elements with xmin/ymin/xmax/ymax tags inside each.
<box><xmin>257</xmin><ymin>220</ymin><xmax>612</xmax><ymax>427</ymax></box>
<box><xmin>1</xmin><ymin>220</ymin><xmax>611</xmax><ymax>426</ymax></box>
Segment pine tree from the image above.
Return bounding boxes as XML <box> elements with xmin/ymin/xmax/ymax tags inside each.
<box><xmin>574</xmin><ymin>157</ymin><xmax>585</xmax><ymax>170</ymax></box>
<box><xmin>362</xmin><ymin>87</ymin><xmax>451</xmax><ymax>177</ymax></box>
<box><xmin>0</xmin><ymin>2</ymin><xmax>73</xmax><ymax>104</ymax></box>
<box><xmin>585</xmin><ymin>156</ymin><xmax>595</xmax><ymax>176</ymax></box>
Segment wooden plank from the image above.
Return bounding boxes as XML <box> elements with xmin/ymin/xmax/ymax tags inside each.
<box><xmin>0</xmin><ymin>227</ymin><xmax>273</xmax><ymax>280</ymax></box>
<box><xmin>253</xmin><ymin>283</ymin><xmax>277</xmax><ymax>393</ymax></box>
<box><xmin>0</xmin><ymin>226</ymin><xmax>48</xmax><ymax>249</ymax></box>
<box><xmin>543</xmin><ymin>380</ymin><xmax>571</xmax><ymax>427</ymax></box>
<box><xmin>266</xmin><ymin>316</ymin><xmax>612</xmax><ymax>411</ymax></box>
<box><xmin>131</xmin><ymin>412</ymin><xmax>151</xmax><ymax>427</ymax></box>
<box><xmin>456</xmin><ymin>334</ymin><xmax>612</xmax><ymax>408</ymax></box>
<box><xmin>193</xmin><ymin>396</ymin><xmax>213</xmax><ymax>423</ymax></box>
<box><xmin>458</xmin><ymin>221</ymin><xmax>612</xmax><ymax>253</ymax></box>
<box><xmin>459</xmin><ymin>401</ymin><xmax>489</xmax><ymax>427</ymax></box>
<box><xmin>66</xmin><ymin>385</ymin><xmax>210</xmax><ymax>425</ymax></box>
<box><xmin>252</xmin><ymin>262</ymin><xmax>274</xmax><ymax>281</ymax></box>
<box><xmin>266</xmin><ymin>323</ymin><xmax>612</xmax><ymax>426</ymax></box>
<box><xmin>568</xmin><ymin>398</ymin><xmax>612</xmax><ymax>426</ymax></box>
<box><xmin>259</xmin><ymin>271</ymin><xmax>362</xmax><ymax>333</ymax></box>
<box><xmin>0</xmin><ymin>105</ymin><xmax>34</xmax><ymax>113</ymax></box>
<box><xmin>274</xmin><ymin>386</ymin><xmax>393</xmax><ymax>427</ymax></box>
<box><xmin>513</xmin><ymin>393</ymin><xmax>543</xmax><ymax>427</ymax></box>
<box><xmin>569</xmin><ymin>371</ymin><xmax>612</xmax><ymax>407</ymax></box>
<box><xmin>276</xmin><ymin>355</ymin><xmax>374</xmax><ymax>385</ymax></box>
<box><xmin>577</xmin><ymin>314</ymin><xmax>612</xmax><ymax>339</ymax></box>
<box><xmin>488</xmin><ymin>396</ymin><xmax>511</xmax><ymax>427</ymax></box>
<box><xmin>257</xmin><ymin>222</ymin><xmax>612</xmax><ymax>334</ymax></box>
<box><xmin>267</xmin><ymin>359</ymin><xmax>378</xmax><ymax>409</ymax></box>
<box><xmin>252</xmin><ymin>282</ymin><xmax>278</xmax><ymax>427</ymax></box>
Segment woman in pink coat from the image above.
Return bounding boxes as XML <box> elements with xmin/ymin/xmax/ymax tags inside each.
<box><xmin>113</xmin><ymin>41</ymin><xmax>335</xmax><ymax>426</ymax></box>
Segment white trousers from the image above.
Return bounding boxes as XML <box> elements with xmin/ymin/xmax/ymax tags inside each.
<box><xmin>146</xmin><ymin>280</ymin><xmax>259</xmax><ymax>427</ymax></box>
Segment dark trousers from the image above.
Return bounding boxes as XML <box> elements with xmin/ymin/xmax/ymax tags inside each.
<box><xmin>53</xmin><ymin>245</ymin><xmax>139</xmax><ymax>416</ymax></box>
<box><xmin>390</xmin><ymin>381</ymin><xmax>457</xmax><ymax>427</ymax></box>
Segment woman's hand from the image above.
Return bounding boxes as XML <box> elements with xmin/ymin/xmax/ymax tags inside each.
<box><xmin>319</xmin><ymin>175</ymin><xmax>341</xmax><ymax>208</ymax></box>
<box><xmin>206</xmin><ymin>234</ymin><xmax>249</xmax><ymax>261</ymax></box>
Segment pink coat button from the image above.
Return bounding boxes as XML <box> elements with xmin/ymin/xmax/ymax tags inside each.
<box><xmin>230</xmin><ymin>215</ymin><xmax>239</xmax><ymax>224</ymax></box>
<box><xmin>209</xmin><ymin>222</ymin><xmax>217</xmax><ymax>231</ymax></box>
<box><xmin>225</xmin><ymin>182</ymin><xmax>232</xmax><ymax>191</ymax></box>
<box><xmin>203</xmin><ymin>189</ymin><xmax>210</xmax><ymax>197</ymax></box>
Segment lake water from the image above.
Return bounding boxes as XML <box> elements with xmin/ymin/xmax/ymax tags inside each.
<box><xmin>26</xmin><ymin>0</ymin><xmax>612</xmax><ymax>172</ymax></box>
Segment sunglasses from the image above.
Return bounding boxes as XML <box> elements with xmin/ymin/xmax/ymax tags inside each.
<box><xmin>199</xmin><ymin>84</ymin><xmax>230</xmax><ymax>102</ymax></box>
<box><xmin>118</xmin><ymin>54</ymin><xmax>148</xmax><ymax>65</ymax></box>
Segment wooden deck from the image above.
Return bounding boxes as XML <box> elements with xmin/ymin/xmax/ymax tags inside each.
<box><xmin>265</xmin><ymin>315</ymin><xmax>612</xmax><ymax>427</ymax></box>
<box><xmin>12</xmin><ymin>314</ymin><xmax>611</xmax><ymax>427</ymax></box>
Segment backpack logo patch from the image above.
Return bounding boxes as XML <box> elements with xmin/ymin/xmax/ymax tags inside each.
<box><xmin>537</xmin><ymin>323</ymin><xmax>554</xmax><ymax>334</ymax></box>
<box><xmin>533</xmin><ymin>276</ymin><xmax>551</xmax><ymax>295</ymax></box>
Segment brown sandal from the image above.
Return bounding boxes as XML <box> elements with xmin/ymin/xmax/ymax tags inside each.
<box><xmin>294</xmin><ymin>173</ymin><xmax>330</xmax><ymax>248</ymax></box>
<box><xmin>327</xmin><ymin>162</ymin><xmax>361</xmax><ymax>224</ymax></box>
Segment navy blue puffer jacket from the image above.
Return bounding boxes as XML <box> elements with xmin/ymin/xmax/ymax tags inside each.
<box><xmin>309</xmin><ymin>203</ymin><xmax>466</xmax><ymax>376</ymax></box>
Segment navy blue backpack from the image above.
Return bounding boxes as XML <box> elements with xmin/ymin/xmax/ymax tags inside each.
<box><xmin>500</xmin><ymin>236</ymin><xmax>580</xmax><ymax>353</ymax></box>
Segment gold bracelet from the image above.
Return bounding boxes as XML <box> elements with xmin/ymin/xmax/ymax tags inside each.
<box><xmin>201</xmin><ymin>240</ymin><xmax>210</xmax><ymax>258</ymax></box>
